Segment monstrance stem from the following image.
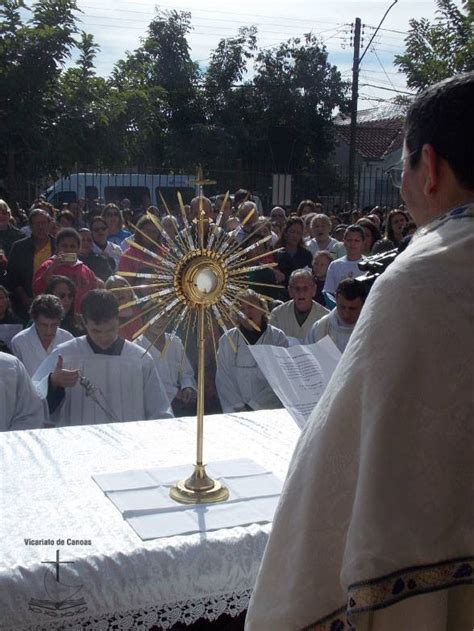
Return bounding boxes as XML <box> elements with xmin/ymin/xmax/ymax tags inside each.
<box><xmin>196</xmin><ymin>303</ymin><xmax>205</xmax><ymax>467</ymax></box>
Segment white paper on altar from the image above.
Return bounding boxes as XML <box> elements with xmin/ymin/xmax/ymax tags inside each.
<box><xmin>249</xmin><ymin>337</ymin><xmax>341</xmax><ymax>429</ymax></box>
<box><xmin>93</xmin><ymin>458</ymin><xmax>269</xmax><ymax>492</ymax></box>
<box><xmin>128</xmin><ymin>496</ymin><xmax>281</xmax><ymax>540</ymax></box>
<box><xmin>105</xmin><ymin>472</ymin><xmax>283</xmax><ymax>519</ymax></box>
<box><xmin>93</xmin><ymin>458</ymin><xmax>284</xmax><ymax>540</ymax></box>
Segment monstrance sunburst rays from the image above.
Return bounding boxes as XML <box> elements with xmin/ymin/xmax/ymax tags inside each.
<box><xmin>111</xmin><ymin>191</ymin><xmax>284</xmax><ymax>504</ymax></box>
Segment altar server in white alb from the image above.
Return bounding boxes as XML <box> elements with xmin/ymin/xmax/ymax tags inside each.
<box><xmin>33</xmin><ymin>290</ymin><xmax>173</xmax><ymax>426</ymax></box>
<box><xmin>136</xmin><ymin>316</ymin><xmax>197</xmax><ymax>416</ymax></box>
<box><xmin>305</xmin><ymin>277</ymin><xmax>366</xmax><ymax>352</ymax></box>
<box><xmin>216</xmin><ymin>290</ymin><xmax>288</xmax><ymax>412</ymax></box>
<box><xmin>11</xmin><ymin>294</ymin><xmax>73</xmax><ymax>375</ymax></box>
<box><xmin>268</xmin><ymin>268</ymin><xmax>328</xmax><ymax>344</ymax></box>
<box><xmin>246</xmin><ymin>75</ymin><xmax>474</xmax><ymax>630</ymax></box>
<box><xmin>0</xmin><ymin>352</ymin><xmax>46</xmax><ymax>431</ymax></box>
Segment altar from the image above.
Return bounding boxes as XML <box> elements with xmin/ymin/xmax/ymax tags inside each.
<box><xmin>0</xmin><ymin>410</ymin><xmax>299</xmax><ymax>630</ymax></box>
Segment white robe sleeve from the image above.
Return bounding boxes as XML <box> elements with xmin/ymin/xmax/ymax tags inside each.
<box><xmin>32</xmin><ymin>351</ymin><xmax>61</xmax><ymax>400</ymax></box>
<box><xmin>268</xmin><ymin>308</ymin><xmax>281</xmax><ymax>330</ymax></box>
<box><xmin>323</xmin><ymin>260</ymin><xmax>338</xmax><ymax>295</ymax></box>
<box><xmin>0</xmin><ymin>356</ymin><xmax>47</xmax><ymax>431</ymax></box>
<box><xmin>216</xmin><ymin>332</ymin><xmax>246</xmax><ymax>413</ymax></box>
<box><xmin>247</xmin><ymin>327</ymin><xmax>288</xmax><ymax>411</ymax></box>
<box><xmin>305</xmin><ymin>314</ymin><xmax>330</xmax><ymax>344</ymax></box>
<box><xmin>10</xmin><ymin>335</ymin><xmax>23</xmax><ymax>363</ymax></box>
<box><xmin>141</xmin><ymin>354</ymin><xmax>174</xmax><ymax>419</ymax></box>
<box><xmin>175</xmin><ymin>338</ymin><xmax>196</xmax><ymax>392</ymax></box>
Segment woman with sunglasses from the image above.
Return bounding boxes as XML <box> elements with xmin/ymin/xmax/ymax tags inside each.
<box><xmin>102</xmin><ymin>204</ymin><xmax>131</xmax><ymax>248</ymax></box>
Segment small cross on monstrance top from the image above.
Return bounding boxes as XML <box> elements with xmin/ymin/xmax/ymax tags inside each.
<box><xmin>190</xmin><ymin>165</ymin><xmax>217</xmax><ymax>197</ymax></box>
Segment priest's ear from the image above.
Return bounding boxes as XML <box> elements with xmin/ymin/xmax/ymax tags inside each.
<box><xmin>420</xmin><ymin>144</ymin><xmax>441</xmax><ymax>198</ymax></box>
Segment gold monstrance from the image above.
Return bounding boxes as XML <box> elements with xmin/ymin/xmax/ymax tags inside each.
<box><xmin>115</xmin><ymin>179</ymin><xmax>282</xmax><ymax>504</ymax></box>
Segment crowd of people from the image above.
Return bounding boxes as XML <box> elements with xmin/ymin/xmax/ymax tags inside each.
<box><xmin>0</xmin><ymin>187</ymin><xmax>416</xmax><ymax>431</ymax></box>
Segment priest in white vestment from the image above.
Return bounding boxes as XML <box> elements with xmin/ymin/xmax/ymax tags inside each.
<box><xmin>11</xmin><ymin>294</ymin><xmax>73</xmax><ymax>375</ymax></box>
<box><xmin>305</xmin><ymin>278</ymin><xmax>366</xmax><ymax>353</ymax></box>
<box><xmin>0</xmin><ymin>352</ymin><xmax>46</xmax><ymax>431</ymax></box>
<box><xmin>33</xmin><ymin>290</ymin><xmax>172</xmax><ymax>426</ymax></box>
<box><xmin>246</xmin><ymin>76</ymin><xmax>474</xmax><ymax>630</ymax></box>
<box><xmin>269</xmin><ymin>268</ymin><xmax>328</xmax><ymax>344</ymax></box>
<box><xmin>216</xmin><ymin>290</ymin><xmax>288</xmax><ymax>412</ymax></box>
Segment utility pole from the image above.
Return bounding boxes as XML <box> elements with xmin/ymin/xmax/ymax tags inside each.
<box><xmin>348</xmin><ymin>17</ymin><xmax>361</xmax><ymax>207</ymax></box>
<box><xmin>347</xmin><ymin>1</ymin><xmax>399</xmax><ymax>206</ymax></box>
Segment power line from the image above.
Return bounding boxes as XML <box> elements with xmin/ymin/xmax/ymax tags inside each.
<box><xmin>82</xmin><ymin>21</ymin><xmax>320</xmax><ymax>38</ymax></box>
<box><xmin>80</xmin><ymin>16</ymin><xmax>345</xmax><ymax>40</ymax></box>
<box><xmin>82</xmin><ymin>12</ymin><xmax>319</xmax><ymax>32</ymax></box>
<box><xmin>359</xmin><ymin>67</ymin><xmax>403</xmax><ymax>78</ymax></box>
<box><xmin>359</xmin><ymin>0</ymin><xmax>399</xmax><ymax>66</ymax></box>
<box><xmin>365</xmin><ymin>24</ymin><xmax>408</xmax><ymax>35</ymax></box>
<box><xmin>371</xmin><ymin>48</ymin><xmax>396</xmax><ymax>90</ymax></box>
<box><xmin>360</xmin><ymin>82</ymin><xmax>415</xmax><ymax>95</ymax></box>
<box><xmin>79</xmin><ymin>3</ymin><xmax>345</xmax><ymax>32</ymax></box>
<box><xmin>77</xmin><ymin>0</ymin><xmax>344</xmax><ymax>27</ymax></box>
<box><xmin>360</xmin><ymin>71</ymin><xmax>407</xmax><ymax>91</ymax></box>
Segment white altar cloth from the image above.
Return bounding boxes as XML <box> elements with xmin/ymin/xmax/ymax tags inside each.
<box><xmin>0</xmin><ymin>409</ymin><xmax>298</xmax><ymax>630</ymax></box>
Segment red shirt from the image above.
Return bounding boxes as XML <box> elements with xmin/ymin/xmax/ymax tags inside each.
<box><xmin>32</xmin><ymin>259</ymin><xmax>98</xmax><ymax>313</ymax></box>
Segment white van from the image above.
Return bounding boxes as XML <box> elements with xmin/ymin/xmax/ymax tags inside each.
<box><xmin>44</xmin><ymin>172</ymin><xmax>196</xmax><ymax>209</ymax></box>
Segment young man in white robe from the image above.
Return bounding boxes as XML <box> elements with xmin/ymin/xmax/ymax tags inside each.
<box><xmin>33</xmin><ymin>290</ymin><xmax>173</xmax><ymax>426</ymax></box>
<box><xmin>135</xmin><ymin>319</ymin><xmax>197</xmax><ymax>417</ymax></box>
<box><xmin>269</xmin><ymin>268</ymin><xmax>328</xmax><ymax>344</ymax></box>
<box><xmin>246</xmin><ymin>75</ymin><xmax>474</xmax><ymax>630</ymax></box>
<box><xmin>11</xmin><ymin>294</ymin><xmax>73</xmax><ymax>375</ymax></box>
<box><xmin>0</xmin><ymin>352</ymin><xmax>46</xmax><ymax>431</ymax></box>
<box><xmin>216</xmin><ymin>290</ymin><xmax>288</xmax><ymax>413</ymax></box>
<box><xmin>305</xmin><ymin>277</ymin><xmax>366</xmax><ymax>352</ymax></box>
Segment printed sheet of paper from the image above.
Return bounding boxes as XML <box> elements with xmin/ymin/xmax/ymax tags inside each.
<box><xmin>249</xmin><ymin>337</ymin><xmax>341</xmax><ymax>429</ymax></box>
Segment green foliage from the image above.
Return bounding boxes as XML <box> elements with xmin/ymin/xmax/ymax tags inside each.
<box><xmin>0</xmin><ymin>0</ymin><xmax>80</xmax><ymax>197</ymax></box>
<box><xmin>1</xmin><ymin>4</ymin><xmax>350</xmax><ymax>202</ymax></box>
<box><xmin>110</xmin><ymin>10</ymin><xmax>204</xmax><ymax>168</ymax></box>
<box><xmin>395</xmin><ymin>0</ymin><xmax>474</xmax><ymax>91</ymax></box>
<box><xmin>205</xmin><ymin>26</ymin><xmax>257</xmax><ymax>108</ymax></box>
<box><xmin>250</xmin><ymin>33</ymin><xmax>349</xmax><ymax>172</ymax></box>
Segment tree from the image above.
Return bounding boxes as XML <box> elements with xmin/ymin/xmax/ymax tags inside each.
<box><xmin>198</xmin><ymin>27</ymin><xmax>258</xmax><ymax>171</ymax></box>
<box><xmin>205</xmin><ymin>26</ymin><xmax>257</xmax><ymax>114</ymax></box>
<box><xmin>53</xmin><ymin>32</ymin><xmax>112</xmax><ymax>171</ymax></box>
<box><xmin>201</xmin><ymin>30</ymin><xmax>349</xmax><ymax>189</ymax></box>
<box><xmin>394</xmin><ymin>0</ymin><xmax>474</xmax><ymax>91</ymax></box>
<box><xmin>0</xmin><ymin>0</ymin><xmax>80</xmax><ymax>200</ymax></box>
<box><xmin>248</xmin><ymin>33</ymin><xmax>349</xmax><ymax>174</ymax></box>
<box><xmin>111</xmin><ymin>10</ymin><xmax>204</xmax><ymax>168</ymax></box>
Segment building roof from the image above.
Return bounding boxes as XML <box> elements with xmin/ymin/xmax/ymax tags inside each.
<box><xmin>334</xmin><ymin>102</ymin><xmax>406</xmax><ymax>160</ymax></box>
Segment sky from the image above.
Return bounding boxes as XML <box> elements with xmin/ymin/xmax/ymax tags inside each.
<box><xmin>23</xmin><ymin>0</ymin><xmax>464</xmax><ymax>109</ymax></box>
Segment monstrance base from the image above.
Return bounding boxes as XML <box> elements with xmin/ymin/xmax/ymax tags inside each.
<box><xmin>169</xmin><ymin>464</ymin><xmax>229</xmax><ymax>505</ymax></box>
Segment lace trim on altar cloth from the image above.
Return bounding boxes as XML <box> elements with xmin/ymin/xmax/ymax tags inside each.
<box><xmin>25</xmin><ymin>589</ymin><xmax>252</xmax><ymax>631</ymax></box>
<box><xmin>304</xmin><ymin>556</ymin><xmax>474</xmax><ymax>631</ymax></box>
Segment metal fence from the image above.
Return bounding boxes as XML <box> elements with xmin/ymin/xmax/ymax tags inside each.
<box><xmin>24</xmin><ymin>163</ymin><xmax>400</xmax><ymax>215</ymax></box>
